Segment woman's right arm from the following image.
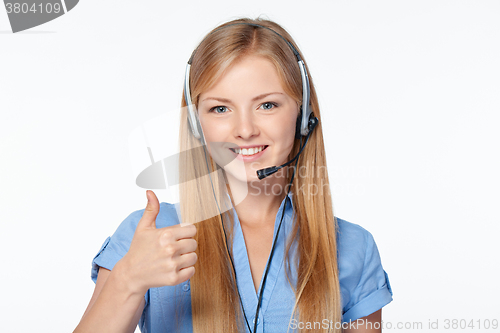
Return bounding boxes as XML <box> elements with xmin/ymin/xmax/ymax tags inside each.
<box><xmin>74</xmin><ymin>265</ymin><xmax>145</xmax><ymax>333</ymax></box>
<box><xmin>74</xmin><ymin>190</ymin><xmax>197</xmax><ymax>333</ymax></box>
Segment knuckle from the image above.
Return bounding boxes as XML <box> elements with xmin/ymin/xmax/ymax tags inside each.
<box><xmin>162</xmin><ymin>229</ymin><xmax>173</xmax><ymax>239</ymax></box>
<box><xmin>164</xmin><ymin>260</ymin><xmax>176</xmax><ymax>272</ymax></box>
<box><xmin>164</xmin><ymin>244</ymin><xmax>176</xmax><ymax>257</ymax></box>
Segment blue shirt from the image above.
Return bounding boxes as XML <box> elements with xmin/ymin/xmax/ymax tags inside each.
<box><xmin>91</xmin><ymin>194</ymin><xmax>393</xmax><ymax>332</ymax></box>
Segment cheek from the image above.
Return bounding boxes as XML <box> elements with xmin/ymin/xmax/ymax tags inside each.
<box><xmin>276</xmin><ymin>118</ymin><xmax>298</xmax><ymax>149</ymax></box>
<box><xmin>199</xmin><ymin>117</ymin><xmax>223</xmax><ymax>142</ymax></box>
<box><xmin>200</xmin><ymin>116</ymin><xmax>232</xmax><ymax>142</ymax></box>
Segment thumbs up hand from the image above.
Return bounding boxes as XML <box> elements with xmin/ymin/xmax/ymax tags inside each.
<box><xmin>117</xmin><ymin>190</ymin><xmax>197</xmax><ymax>295</ymax></box>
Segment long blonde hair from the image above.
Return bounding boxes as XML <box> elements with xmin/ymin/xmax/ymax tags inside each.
<box><xmin>178</xmin><ymin>18</ymin><xmax>342</xmax><ymax>333</ymax></box>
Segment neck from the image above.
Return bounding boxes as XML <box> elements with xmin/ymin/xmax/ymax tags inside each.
<box><xmin>226</xmin><ymin>169</ymin><xmax>289</xmax><ymax>227</ymax></box>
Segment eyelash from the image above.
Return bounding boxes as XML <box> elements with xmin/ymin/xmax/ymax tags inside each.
<box><xmin>260</xmin><ymin>102</ymin><xmax>278</xmax><ymax>110</ymax></box>
<box><xmin>208</xmin><ymin>102</ymin><xmax>279</xmax><ymax>114</ymax></box>
<box><xmin>208</xmin><ymin>106</ymin><xmax>229</xmax><ymax>114</ymax></box>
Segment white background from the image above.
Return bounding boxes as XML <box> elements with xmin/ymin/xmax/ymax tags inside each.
<box><xmin>1</xmin><ymin>1</ymin><xmax>499</xmax><ymax>332</ymax></box>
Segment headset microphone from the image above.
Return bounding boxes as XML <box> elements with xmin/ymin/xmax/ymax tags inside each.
<box><xmin>256</xmin><ymin>114</ymin><xmax>318</xmax><ymax>180</ymax></box>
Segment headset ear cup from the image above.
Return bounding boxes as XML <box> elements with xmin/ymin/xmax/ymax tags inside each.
<box><xmin>295</xmin><ymin>109</ymin><xmax>303</xmax><ymax>139</ymax></box>
<box><xmin>308</xmin><ymin>113</ymin><xmax>319</xmax><ymax>135</ymax></box>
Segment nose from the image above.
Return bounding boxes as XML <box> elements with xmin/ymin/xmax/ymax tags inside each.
<box><xmin>232</xmin><ymin>110</ymin><xmax>259</xmax><ymax>140</ymax></box>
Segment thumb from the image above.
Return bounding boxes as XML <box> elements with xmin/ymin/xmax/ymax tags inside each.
<box><xmin>137</xmin><ymin>190</ymin><xmax>160</xmax><ymax>230</ymax></box>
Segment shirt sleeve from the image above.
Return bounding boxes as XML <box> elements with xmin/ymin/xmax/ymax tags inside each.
<box><xmin>337</xmin><ymin>219</ymin><xmax>393</xmax><ymax>322</ymax></box>
<box><xmin>90</xmin><ymin>209</ymin><xmax>143</xmax><ymax>282</ymax></box>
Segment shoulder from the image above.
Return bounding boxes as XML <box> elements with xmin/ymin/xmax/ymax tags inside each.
<box><xmin>335</xmin><ymin>217</ymin><xmax>393</xmax><ymax>322</ymax></box>
<box><xmin>335</xmin><ymin>216</ymin><xmax>383</xmax><ymax>284</ymax></box>
<box><xmin>336</xmin><ymin>217</ymin><xmax>377</xmax><ymax>263</ymax></box>
<box><xmin>336</xmin><ymin>217</ymin><xmax>374</xmax><ymax>248</ymax></box>
<box><xmin>336</xmin><ymin>217</ymin><xmax>378</xmax><ymax>288</ymax></box>
<box><xmin>107</xmin><ymin>202</ymin><xmax>180</xmax><ymax>249</ymax></box>
<box><xmin>114</xmin><ymin>202</ymin><xmax>181</xmax><ymax>233</ymax></box>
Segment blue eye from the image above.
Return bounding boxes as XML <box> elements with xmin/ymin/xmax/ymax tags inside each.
<box><xmin>260</xmin><ymin>102</ymin><xmax>277</xmax><ymax>110</ymax></box>
<box><xmin>210</xmin><ymin>106</ymin><xmax>229</xmax><ymax>114</ymax></box>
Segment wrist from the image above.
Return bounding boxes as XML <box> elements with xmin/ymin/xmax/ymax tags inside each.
<box><xmin>111</xmin><ymin>259</ymin><xmax>148</xmax><ymax>297</ymax></box>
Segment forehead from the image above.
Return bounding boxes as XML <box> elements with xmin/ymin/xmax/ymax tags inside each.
<box><xmin>199</xmin><ymin>55</ymin><xmax>286</xmax><ymax>101</ymax></box>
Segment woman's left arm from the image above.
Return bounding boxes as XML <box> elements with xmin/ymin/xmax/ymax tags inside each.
<box><xmin>343</xmin><ymin>309</ymin><xmax>382</xmax><ymax>333</ymax></box>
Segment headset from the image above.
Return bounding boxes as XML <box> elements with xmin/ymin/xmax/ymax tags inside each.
<box><xmin>183</xmin><ymin>22</ymin><xmax>318</xmax><ymax>333</ymax></box>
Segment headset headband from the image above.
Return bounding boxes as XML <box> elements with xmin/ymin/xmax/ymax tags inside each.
<box><xmin>184</xmin><ymin>22</ymin><xmax>312</xmax><ymax>139</ymax></box>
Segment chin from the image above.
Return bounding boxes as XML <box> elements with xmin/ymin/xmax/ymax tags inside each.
<box><xmin>228</xmin><ymin>170</ymin><xmax>257</xmax><ymax>183</ymax></box>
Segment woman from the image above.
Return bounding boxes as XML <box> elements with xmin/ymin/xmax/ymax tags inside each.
<box><xmin>74</xmin><ymin>18</ymin><xmax>393</xmax><ymax>333</ymax></box>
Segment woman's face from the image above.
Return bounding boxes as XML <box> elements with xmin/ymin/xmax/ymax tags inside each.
<box><xmin>197</xmin><ymin>55</ymin><xmax>299</xmax><ymax>184</ymax></box>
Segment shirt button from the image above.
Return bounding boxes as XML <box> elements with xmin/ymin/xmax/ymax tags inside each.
<box><xmin>252</xmin><ymin>317</ymin><xmax>260</xmax><ymax>325</ymax></box>
<box><xmin>182</xmin><ymin>282</ymin><xmax>190</xmax><ymax>292</ymax></box>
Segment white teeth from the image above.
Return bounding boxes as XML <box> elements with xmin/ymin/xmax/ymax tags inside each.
<box><xmin>232</xmin><ymin>146</ymin><xmax>265</xmax><ymax>156</ymax></box>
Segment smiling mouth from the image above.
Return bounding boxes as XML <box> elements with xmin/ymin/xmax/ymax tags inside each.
<box><xmin>229</xmin><ymin>145</ymin><xmax>268</xmax><ymax>156</ymax></box>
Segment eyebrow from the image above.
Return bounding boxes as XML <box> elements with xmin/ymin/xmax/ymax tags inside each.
<box><xmin>201</xmin><ymin>92</ymin><xmax>284</xmax><ymax>104</ymax></box>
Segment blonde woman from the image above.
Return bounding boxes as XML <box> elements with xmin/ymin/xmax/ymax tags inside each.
<box><xmin>74</xmin><ymin>18</ymin><xmax>393</xmax><ymax>333</ymax></box>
